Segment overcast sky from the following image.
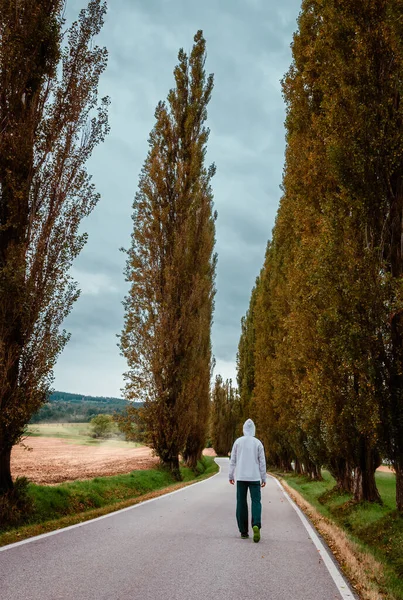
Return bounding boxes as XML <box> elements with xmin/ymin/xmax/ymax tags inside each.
<box><xmin>53</xmin><ymin>0</ymin><xmax>301</xmax><ymax>398</ymax></box>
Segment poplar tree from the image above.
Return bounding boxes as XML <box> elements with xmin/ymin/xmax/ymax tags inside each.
<box><xmin>237</xmin><ymin>281</ymin><xmax>258</xmax><ymax>423</ymax></box>
<box><xmin>211</xmin><ymin>375</ymin><xmax>240</xmax><ymax>456</ymax></box>
<box><xmin>253</xmin><ymin>239</ymin><xmax>302</xmax><ymax>474</ymax></box>
<box><xmin>182</xmin><ymin>321</ymin><xmax>214</xmax><ymax>469</ymax></box>
<box><xmin>0</xmin><ymin>0</ymin><xmax>109</xmax><ymax>494</ymax></box>
<box><xmin>121</xmin><ymin>31</ymin><xmax>216</xmax><ymax>479</ymax></box>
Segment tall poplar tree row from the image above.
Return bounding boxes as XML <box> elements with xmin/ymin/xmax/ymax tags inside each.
<box><xmin>239</xmin><ymin>0</ymin><xmax>403</xmax><ymax>510</ymax></box>
<box><xmin>278</xmin><ymin>0</ymin><xmax>381</xmax><ymax>496</ymax></box>
<box><xmin>121</xmin><ymin>31</ymin><xmax>216</xmax><ymax>479</ymax></box>
<box><xmin>0</xmin><ymin>0</ymin><xmax>109</xmax><ymax>495</ymax></box>
<box><xmin>281</xmin><ymin>0</ymin><xmax>403</xmax><ymax>504</ymax></box>
<box><xmin>310</xmin><ymin>0</ymin><xmax>403</xmax><ymax>511</ymax></box>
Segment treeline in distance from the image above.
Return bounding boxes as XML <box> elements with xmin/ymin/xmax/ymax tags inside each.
<box><xmin>30</xmin><ymin>392</ymin><xmax>132</xmax><ymax>424</ymax></box>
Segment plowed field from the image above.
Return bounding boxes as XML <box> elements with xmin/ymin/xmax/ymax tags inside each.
<box><xmin>11</xmin><ymin>437</ymin><xmax>158</xmax><ymax>485</ymax></box>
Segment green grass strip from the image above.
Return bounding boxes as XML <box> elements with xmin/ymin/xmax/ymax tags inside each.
<box><xmin>276</xmin><ymin>469</ymin><xmax>403</xmax><ymax>600</ymax></box>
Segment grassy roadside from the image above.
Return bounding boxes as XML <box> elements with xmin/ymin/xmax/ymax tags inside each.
<box><xmin>273</xmin><ymin>470</ymin><xmax>402</xmax><ymax>600</ymax></box>
<box><xmin>0</xmin><ymin>456</ymin><xmax>218</xmax><ymax>548</ymax></box>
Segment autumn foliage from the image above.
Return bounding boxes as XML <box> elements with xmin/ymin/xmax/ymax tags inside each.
<box><xmin>210</xmin><ymin>375</ymin><xmax>240</xmax><ymax>456</ymax></box>
<box><xmin>0</xmin><ymin>0</ymin><xmax>109</xmax><ymax>494</ymax></box>
<box><xmin>238</xmin><ymin>0</ymin><xmax>403</xmax><ymax>510</ymax></box>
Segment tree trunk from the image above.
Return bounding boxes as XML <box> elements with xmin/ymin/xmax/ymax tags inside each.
<box><xmin>389</xmin><ymin>310</ymin><xmax>403</xmax><ymax>512</ymax></box>
<box><xmin>329</xmin><ymin>457</ymin><xmax>354</xmax><ymax>493</ymax></box>
<box><xmin>183</xmin><ymin>450</ymin><xmax>200</xmax><ymax>470</ymax></box>
<box><xmin>294</xmin><ymin>457</ymin><xmax>303</xmax><ymax>475</ymax></box>
<box><xmin>340</xmin><ymin>462</ymin><xmax>354</xmax><ymax>493</ymax></box>
<box><xmin>183</xmin><ymin>433</ymin><xmax>203</xmax><ymax>470</ymax></box>
<box><xmin>388</xmin><ymin>178</ymin><xmax>403</xmax><ymax>511</ymax></box>
<box><xmin>163</xmin><ymin>455</ymin><xmax>181</xmax><ymax>481</ymax></box>
<box><xmin>304</xmin><ymin>458</ymin><xmax>321</xmax><ymax>480</ymax></box>
<box><xmin>280</xmin><ymin>457</ymin><xmax>293</xmax><ymax>472</ymax></box>
<box><xmin>311</xmin><ymin>463</ymin><xmax>323</xmax><ymax>481</ymax></box>
<box><xmin>185</xmin><ymin>456</ymin><xmax>198</xmax><ymax>469</ymax></box>
<box><xmin>353</xmin><ymin>440</ymin><xmax>382</xmax><ymax>503</ymax></box>
<box><xmin>395</xmin><ymin>464</ymin><xmax>403</xmax><ymax>512</ymax></box>
<box><xmin>353</xmin><ymin>466</ymin><xmax>381</xmax><ymax>503</ymax></box>
<box><xmin>0</xmin><ymin>447</ymin><xmax>13</xmax><ymax>494</ymax></box>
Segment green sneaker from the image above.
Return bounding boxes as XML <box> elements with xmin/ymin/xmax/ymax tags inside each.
<box><xmin>253</xmin><ymin>525</ymin><xmax>260</xmax><ymax>543</ymax></box>
<box><xmin>241</xmin><ymin>532</ymin><xmax>249</xmax><ymax>539</ymax></box>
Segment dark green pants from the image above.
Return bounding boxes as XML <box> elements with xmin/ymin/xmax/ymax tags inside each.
<box><xmin>236</xmin><ymin>480</ymin><xmax>262</xmax><ymax>534</ymax></box>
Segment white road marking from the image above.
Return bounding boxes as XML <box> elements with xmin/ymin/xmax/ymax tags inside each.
<box><xmin>0</xmin><ymin>463</ymin><xmax>221</xmax><ymax>552</ymax></box>
<box><xmin>271</xmin><ymin>476</ymin><xmax>356</xmax><ymax>600</ymax></box>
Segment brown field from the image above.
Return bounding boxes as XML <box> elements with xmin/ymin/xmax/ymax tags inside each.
<box><xmin>11</xmin><ymin>438</ymin><xmax>218</xmax><ymax>485</ymax></box>
<box><xmin>202</xmin><ymin>448</ymin><xmax>217</xmax><ymax>457</ymax></box>
<box><xmin>11</xmin><ymin>437</ymin><xmax>158</xmax><ymax>485</ymax></box>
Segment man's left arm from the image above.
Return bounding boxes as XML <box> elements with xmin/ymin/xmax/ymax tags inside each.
<box><xmin>229</xmin><ymin>441</ymin><xmax>237</xmax><ymax>484</ymax></box>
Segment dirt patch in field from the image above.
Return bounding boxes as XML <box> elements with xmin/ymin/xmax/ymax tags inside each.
<box><xmin>202</xmin><ymin>448</ymin><xmax>217</xmax><ymax>457</ymax></box>
<box><xmin>376</xmin><ymin>465</ymin><xmax>395</xmax><ymax>473</ymax></box>
<box><xmin>11</xmin><ymin>438</ymin><xmax>158</xmax><ymax>485</ymax></box>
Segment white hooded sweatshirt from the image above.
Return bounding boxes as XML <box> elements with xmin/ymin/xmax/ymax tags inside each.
<box><xmin>229</xmin><ymin>419</ymin><xmax>267</xmax><ymax>483</ymax></box>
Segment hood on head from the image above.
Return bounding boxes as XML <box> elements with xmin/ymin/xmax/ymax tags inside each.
<box><xmin>243</xmin><ymin>419</ymin><xmax>255</xmax><ymax>437</ymax></box>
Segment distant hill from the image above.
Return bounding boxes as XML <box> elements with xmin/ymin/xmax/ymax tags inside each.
<box><xmin>49</xmin><ymin>391</ymin><xmax>127</xmax><ymax>405</ymax></box>
<box><xmin>30</xmin><ymin>391</ymin><xmax>133</xmax><ymax>424</ymax></box>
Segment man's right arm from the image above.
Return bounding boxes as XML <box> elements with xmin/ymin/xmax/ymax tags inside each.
<box><xmin>229</xmin><ymin>441</ymin><xmax>237</xmax><ymax>483</ymax></box>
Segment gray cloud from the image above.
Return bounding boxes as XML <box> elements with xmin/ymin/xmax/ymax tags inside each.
<box><xmin>55</xmin><ymin>0</ymin><xmax>301</xmax><ymax>396</ymax></box>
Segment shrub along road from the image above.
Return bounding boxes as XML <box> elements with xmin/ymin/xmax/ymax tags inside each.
<box><xmin>0</xmin><ymin>459</ymin><xmax>355</xmax><ymax>600</ymax></box>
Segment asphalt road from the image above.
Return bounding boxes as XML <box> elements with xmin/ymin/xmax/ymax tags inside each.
<box><xmin>0</xmin><ymin>458</ymin><xmax>355</xmax><ymax>600</ymax></box>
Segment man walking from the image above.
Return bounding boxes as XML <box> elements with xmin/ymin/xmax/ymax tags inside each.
<box><xmin>229</xmin><ymin>419</ymin><xmax>267</xmax><ymax>542</ymax></box>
